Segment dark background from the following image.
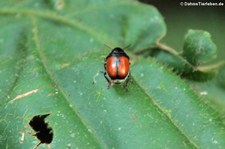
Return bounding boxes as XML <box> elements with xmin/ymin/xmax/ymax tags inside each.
<box><xmin>139</xmin><ymin>0</ymin><xmax>225</xmax><ymax>60</ymax></box>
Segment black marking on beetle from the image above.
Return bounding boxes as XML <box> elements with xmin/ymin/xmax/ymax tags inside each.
<box><xmin>106</xmin><ymin>47</ymin><xmax>129</xmax><ymax>59</ymax></box>
<box><xmin>29</xmin><ymin>114</ymin><xmax>53</xmax><ymax>148</ymax></box>
<box><xmin>116</xmin><ymin>57</ymin><xmax>119</xmax><ymax>79</ymax></box>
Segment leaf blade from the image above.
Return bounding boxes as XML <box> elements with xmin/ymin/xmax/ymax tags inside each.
<box><xmin>0</xmin><ymin>1</ymin><xmax>224</xmax><ymax>149</ymax></box>
<box><xmin>132</xmin><ymin>59</ymin><xmax>225</xmax><ymax>149</ymax></box>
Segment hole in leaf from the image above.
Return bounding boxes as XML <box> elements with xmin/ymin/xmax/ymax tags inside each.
<box><xmin>29</xmin><ymin>114</ymin><xmax>53</xmax><ymax>147</ymax></box>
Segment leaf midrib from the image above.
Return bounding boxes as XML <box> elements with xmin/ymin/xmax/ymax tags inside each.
<box><xmin>132</xmin><ymin>77</ymin><xmax>199</xmax><ymax>149</ymax></box>
<box><xmin>31</xmin><ymin>17</ymin><xmax>103</xmax><ymax>148</ymax></box>
<box><xmin>34</xmin><ymin>36</ymin><xmax>199</xmax><ymax>149</ymax></box>
<box><xmin>0</xmin><ymin>4</ymin><xmax>200</xmax><ymax>148</ymax></box>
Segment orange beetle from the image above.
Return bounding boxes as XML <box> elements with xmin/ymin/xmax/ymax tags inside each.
<box><xmin>104</xmin><ymin>47</ymin><xmax>130</xmax><ymax>88</ymax></box>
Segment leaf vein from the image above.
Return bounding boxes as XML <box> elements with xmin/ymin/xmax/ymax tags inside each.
<box><xmin>132</xmin><ymin>78</ymin><xmax>199</xmax><ymax>149</ymax></box>
<box><xmin>0</xmin><ymin>8</ymin><xmax>116</xmax><ymax>46</ymax></box>
<box><xmin>31</xmin><ymin>17</ymin><xmax>104</xmax><ymax>148</ymax></box>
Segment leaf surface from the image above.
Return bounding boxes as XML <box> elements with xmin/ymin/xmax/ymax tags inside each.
<box><xmin>0</xmin><ymin>0</ymin><xmax>225</xmax><ymax>149</ymax></box>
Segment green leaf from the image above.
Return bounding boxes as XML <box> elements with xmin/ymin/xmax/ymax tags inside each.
<box><xmin>182</xmin><ymin>29</ymin><xmax>217</xmax><ymax>66</ymax></box>
<box><xmin>132</xmin><ymin>59</ymin><xmax>225</xmax><ymax>148</ymax></box>
<box><xmin>187</xmin><ymin>66</ymin><xmax>225</xmax><ymax>123</ymax></box>
<box><xmin>1</xmin><ymin>1</ymin><xmax>225</xmax><ymax>149</ymax></box>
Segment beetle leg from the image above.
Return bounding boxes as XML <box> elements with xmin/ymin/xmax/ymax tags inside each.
<box><xmin>123</xmin><ymin>74</ymin><xmax>131</xmax><ymax>91</ymax></box>
<box><xmin>104</xmin><ymin>72</ymin><xmax>112</xmax><ymax>88</ymax></box>
<box><xmin>124</xmin><ymin>80</ymin><xmax>129</xmax><ymax>91</ymax></box>
<box><xmin>104</xmin><ymin>62</ymin><xmax>106</xmax><ymax>70</ymax></box>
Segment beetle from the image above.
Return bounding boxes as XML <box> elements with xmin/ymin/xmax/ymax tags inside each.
<box><xmin>103</xmin><ymin>47</ymin><xmax>131</xmax><ymax>88</ymax></box>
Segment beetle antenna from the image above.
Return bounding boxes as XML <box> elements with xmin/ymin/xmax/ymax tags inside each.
<box><xmin>123</xmin><ymin>44</ymin><xmax>131</xmax><ymax>50</ymax></box>
<box><xmin>104</xmin><ymin>44</ymin><xmax>113</xmax><ymax>50</ymax></box>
